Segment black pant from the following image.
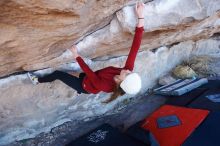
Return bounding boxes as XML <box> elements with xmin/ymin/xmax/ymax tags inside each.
<box><xmin>38</xmin><ymin>71</ymin><xmax>88</xmax><ymax>94</ymax></box>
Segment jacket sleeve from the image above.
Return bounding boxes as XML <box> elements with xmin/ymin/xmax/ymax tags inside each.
<box><xmin>76</xmin><ymin>56</ymin><xmax>102</xmax><ymax>83</ymax></box>
<box><xmin>123</xmin><ymin>27</ymin><xmax>144</xmax><ymax>71</ymax></box>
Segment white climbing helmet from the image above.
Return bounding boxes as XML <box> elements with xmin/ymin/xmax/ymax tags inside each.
<box><xmin>120</xmin><ymin>73</ymin><xmax>142</xmax><ymax>95</ymax></box>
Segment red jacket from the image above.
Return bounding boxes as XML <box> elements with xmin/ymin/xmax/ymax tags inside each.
<box><xmin>76</xmin><ymin>27</ymin><xmax>144</xmax><ymax>94</ymax></box>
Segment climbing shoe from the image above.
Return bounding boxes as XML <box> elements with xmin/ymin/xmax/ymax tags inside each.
<box><xmin>27</xmin><ymin>72</ymin><xmax>39</xmax><ymax>85</ymax></box>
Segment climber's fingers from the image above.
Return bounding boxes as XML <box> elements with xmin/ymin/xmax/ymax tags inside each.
<box><xmin>70</xmin><ymin>45</ymin><xmax>77</xmax><ymax>52</ymax></box>
<box><xmin>135</xmin><ymin>1</ymin><xmax>145</xmax><ymax>18</ymax></box>
<box><xmin>135</xmin><ymin>1</ymin><xmax>138</xmax><ymax>12</ymax></box>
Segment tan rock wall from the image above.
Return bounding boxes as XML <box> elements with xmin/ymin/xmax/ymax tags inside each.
<box><xmin>0</xmin><ymin>0</ymin><xmax>219</xmax><ymax>77</ymax></box>
<box><xmin>0</xmin><ymin>0</ymin><xmax>132</xmax><ymax>76</ymax></box>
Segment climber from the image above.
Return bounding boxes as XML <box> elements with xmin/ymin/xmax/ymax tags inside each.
<box><xmin>28</xmin><ymin>1</ymin><xmax>145</xmax><ymax>103</ymax></box>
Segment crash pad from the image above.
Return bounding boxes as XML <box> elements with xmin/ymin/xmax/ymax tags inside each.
<box><xmin>141</xmin><ymin>105</ymin><xmax>209</xmax><ymax>146</ymax></box>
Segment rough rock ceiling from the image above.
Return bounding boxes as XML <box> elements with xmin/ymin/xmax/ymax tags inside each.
<box><xmin>0</xmin><ymin>0</ymin><xmax>219</xmax><ymax>77</ymax></box>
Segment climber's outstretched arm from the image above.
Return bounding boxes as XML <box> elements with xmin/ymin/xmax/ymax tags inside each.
<box><xmin>124</xmin><ymin>1</ymin><xmax>145</xmax><ymax>70</ymax></box>
<box><xmin>70</xmin><ymin>45</ymin><xmax>102</xmax><ymax>83</ymax></box>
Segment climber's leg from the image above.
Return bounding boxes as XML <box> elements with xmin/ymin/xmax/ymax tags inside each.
<box><xmin>38</xmin><ymin>71</ymin><xmax>88</xmax><ymax>94</ymax></box>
